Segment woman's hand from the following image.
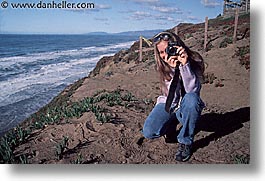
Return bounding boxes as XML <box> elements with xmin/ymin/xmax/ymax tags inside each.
<box><xmin>165</xmin><ymin>46</ymin><xmax>188</xmax><ymax>68</ymax></box>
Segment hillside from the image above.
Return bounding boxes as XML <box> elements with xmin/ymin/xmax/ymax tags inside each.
<box><xmin>0</xmin><ymin>13</ymin><xmax>250</xmax><ymax>164</ymax></box>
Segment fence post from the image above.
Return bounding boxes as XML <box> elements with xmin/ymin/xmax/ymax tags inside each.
<box><xmin>233</xmin><ymin>7</ymin><xmax>239</xmax><ymax>44</ymax></box>
<box><xmin>174</xmin><ymin>26</ymin><xmax>178</xmax><ymax>35</ymax></box>
<box><xmin>204</xmin><ymin>16</ymin><xmax>208</xmax><ymax>51</ymax></box>
<box><xmin>139</xmin><ymin>36</ymin><xmax>143</xmax><ymax>62</ymax></box>
<box><xmin>246</xmin><ymin>0</ymin><xmax>248</xmax><ymax>12</ymax></box>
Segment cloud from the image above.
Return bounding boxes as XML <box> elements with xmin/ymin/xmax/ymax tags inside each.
<box><xmin>118</xmin><ymin>9</ymin><xmax>137</xmax><ymax>14</ymax></box>
<box><xmin>90</xmin><ymin>4</ymin><xmax>111</xmax><ymax>12</ymax></box>
<box><xmin>132</xmin><ymin>0</ymin><xmax>160</xmax><ymax>5</ymax></box>
<box><xmin>154</xmin><ymin>15</ymin><xmax>175</xmax><ymax>21</ymax></box>
<box><xmin>200</xmin><ymin>0</ymin><xmax>222</xmax><ymax>8</ymax></box>
<box><xmin>153</xmin><ymin>14</ymin><xmax>183</xmax><ymax>25</ymax></box>
<box><xmin>130</xmin><ymin>11</ymin><xmax>152</xmax><ymax>20</ymax></box>
<box><xmin>67</xmin><ymin>3</ymin><xmax>111</xmax><ymax>12</ymax></box>
<box><xmin>130</xmin><ymin>0</ymin><xmax>183</xmax><ymax>14</ymax></box>
<box><xmin>151</xmin><ymin>6</ymin><xmax>183</xmax><ymax>14</ymax></box>
<box><xmin>187</xmin><ymin>16</ymin><xmax>202</xmax><ymax>22</ymax></box>
<box><xmin>94</xmin><ymin>17</ymin><xmax>109</xmax><ymax>21</ymax></box>
<box><xmin>96</xmin><ymin>4</ymin><xmax>112</xmax><ymax>10</ymax></box>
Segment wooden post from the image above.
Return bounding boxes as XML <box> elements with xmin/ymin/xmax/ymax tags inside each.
<box><xmin>223</xmin><ymin>0</ymin><xmax>226</xmax><ymax>16</ymax></box>
<box><xmin>233</xmin><ymin>7</ymin><xmax>239</xmax><ymax>44</ymax></box>
<box><xmin>139</xmin><ymin>36</ymin><xmax>143</xmax><ymax>62</ymax></box>
<box><xmin>246</xmin><ymin>0</ymin><xmax>248</xmax><ymax>13</ymax></box>
<box><xmin>204</xmin><ymin>16</ymin><xmax>208</xmax><ymax>51</ymax></box>
<box><xmin>174</xmin><ymin>26</ymin><xmax>178</xmax><ymax>35</ymax></box>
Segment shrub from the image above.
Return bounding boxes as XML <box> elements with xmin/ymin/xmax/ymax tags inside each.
<box><xmin>55</xmin><ymin>136</ymin><xmax>69</xmax><ymax>160</ymax></box>
<box><xmin>219</xmin><ymin>37</ymin><xmax>233</xmax><ymax>48</ymax></box>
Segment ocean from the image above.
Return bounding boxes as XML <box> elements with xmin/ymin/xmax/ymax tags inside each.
<box><xmin>0</xmin><ymin>34</ymin><xmax>138</xmax><ymax>136</ymax></box>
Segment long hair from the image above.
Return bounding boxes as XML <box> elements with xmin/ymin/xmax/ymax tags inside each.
<box><xmin>153</xmin><ymin>31</ymin><xmax>205</xmax><ymax>96</ymax></box>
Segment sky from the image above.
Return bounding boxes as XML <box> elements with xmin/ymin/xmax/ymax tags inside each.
<box><xmin>0</xmin><ymin>0</ymin><xmax>225</xmax><ymax>34</ymax></box>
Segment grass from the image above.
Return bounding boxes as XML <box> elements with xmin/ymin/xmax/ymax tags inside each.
<box><xmin>236</xmin><ymin>45</ymin><xmax>250</xmax><ymax>57</ymax></box>
<box><xmin>18</xmin><ymin>154</ymin><xmax>29</xmax><ymax>164</ymax></box>
<box><xmin>184</xmin><ymin>33</ymin><xmax>193</xmax><ymax>40</ymax></box>
<box><xmin>234</xmin><ymin>45</ymin><xmax>250</xmax><ymax>70</ymax></box>
<box><xmin>55</xmin><ymin>136</ymin><xmax>69</xmax><ymax>160</ymax></box>
<box><xmin>219</xmin><ymin>37</ymin><xmax>233</xmax><ymax>48</ymax></box>
<box><xmin>71</xmin><ymin>153</ymin><xmax>84</xmax><ymax>164</ymax></box>
<box><xmin>0</xmin><ymin>127</ymin><xmax>31</xmax><ymax>163</ymax></box>
<box><xmin>231</xmin><ymin>154</ymin><xmax>250</xmax><ymax>164</ymax></box>
<box><xmin>202</xmin><ymin>72</ymin><xmax>217</xmax><ymax>84</ymax></box>
<box><xmin>0</xmin><ymin>88</ymin><xmax>153</xmax><ymax>163</ymax></box>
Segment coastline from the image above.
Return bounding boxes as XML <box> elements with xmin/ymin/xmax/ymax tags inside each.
<box><xmin>0</xmin><ymin>36</ymin><xmax>138</xmax><ymax>136</ymax></box>
<box><xmin>0</xmin><ymin>14</ymin><xmax>250</xmax><ymax>164</ymax></box>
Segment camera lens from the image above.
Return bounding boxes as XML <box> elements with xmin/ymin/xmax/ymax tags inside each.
<box><xmin>166</xmin><ymin>46</ymin><xmax>178</xmax><ymax>56</ymax></box>
<box><xmin>169</xmin><ymin>47</ymin><xmax>176</xmax><ymax>54</ymax></box>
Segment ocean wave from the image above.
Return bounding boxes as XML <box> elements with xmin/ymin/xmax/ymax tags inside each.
<box><xmin>0</xmin><ymin>41</ymin><xmax>134</xmax><ymax>64</ymax></box>
<box><xmin>0</xmin><ymin>39</ymin><xmax>134</xmax><ymax>134</ymax></box>
<box><xmin>0</xmin><ymin>40</ymin><xmax>133</xmax><ymax>84</ymax></box>
<box><xmin>0</xmin><ymin>53</ymin><xmax>114</xmax><ymax>107</ymax></box>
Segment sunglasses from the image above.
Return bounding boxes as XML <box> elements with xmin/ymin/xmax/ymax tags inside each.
<box><xmin>153</xmin><ymin>32</ymin><xmax>172</xmax><ymax>43</ymax></box>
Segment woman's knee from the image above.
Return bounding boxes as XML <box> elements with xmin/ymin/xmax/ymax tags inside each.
<box><xmin>142</xmin><ymin>103</ymin><xmax>171</xmax><ymax>139</ymax></box>
<box><xmin>142</xmin><ymin>120</ymin><xmax>161</xmax><ymax>139</ymax></box>
<box><xmin>142</xmin><ymin>126</ymin><xmax>156</xmax><ymax>139</ymax></box>
<box><xmin>182</xmin><ymin>93</ymin><xmax>204</xmax><ymax>110</ymax></box>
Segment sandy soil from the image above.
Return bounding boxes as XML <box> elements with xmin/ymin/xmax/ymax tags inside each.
<box><xmin>1</xmin><ymin>14</ymin><xmax>250</xmax><ymax>164</ymax></box>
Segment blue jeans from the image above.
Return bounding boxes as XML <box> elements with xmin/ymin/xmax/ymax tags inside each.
<box><xmin>142</xmin><ymin>93</ymin><xmax>205</xmax><ymax>145</ymax></box>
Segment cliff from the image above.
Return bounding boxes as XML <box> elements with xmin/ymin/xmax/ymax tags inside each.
<box><xmin>0</xmin><ymin>13</ymin><xmax>250</xmax><ymax>164</ymax></box>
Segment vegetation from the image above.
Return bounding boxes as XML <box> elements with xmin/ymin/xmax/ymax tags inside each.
<box><xmin>55</xmin><ymin>136</ymin><xmax>69</xmax><ymax>160</ymax></box>
<box><xmin>234</xmin><ymin>45</ymin><xmax>250</xmax><ymax>70</ymax></box>
<box><xmin>0</xmin><ymin>13</ymin><xmax>250</xmax><ymax>164</ymax></box>
<box><xmin>0</xmin><ymin>88</ymin><xmax>153</xmax><ymax>163</ymax></box>
<box><xmin>203</xmin><ymin>72</ymin><xmax>217</xmax><ymax>84</ymax></box>
<box><xmin>71</xmin><ymin>153</ymin><xmax>84</xmax><ymax>164</ymax></box>
<box><xmin>231</xmin><ymin>154</ymin><xmax>250</xmax><ymax>164</ymax></box>
<box><xmin>219</xmin><ymin>37</ymin><xmax>233</xmax><ymax>48</ymax></box>
<box><xmin>0</xmin><ymin>127</ymin><xmax>31</xmax><ymax>163</ymax></box>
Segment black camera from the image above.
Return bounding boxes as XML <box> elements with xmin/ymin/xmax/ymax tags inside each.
<box><xmin>165</xmin><ymin>42</ymin><xmax>179</xmax><ymax>57</ymax></box>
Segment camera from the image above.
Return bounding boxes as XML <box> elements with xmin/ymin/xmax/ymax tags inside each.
<box><xmin>165</xmin><ymin>42</ymin><xmax>180</xmax><ymax>58</ymax></box>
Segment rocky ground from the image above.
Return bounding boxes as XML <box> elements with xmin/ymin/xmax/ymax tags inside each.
<box><xmin>0</xmin><ymin>13</ymin><xmax>250</xmax><ymax>164</ymax></box>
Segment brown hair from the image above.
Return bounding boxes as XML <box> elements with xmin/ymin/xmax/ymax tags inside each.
<box><xmin>153</xmin><ymin>31</ymin><xmax>205</xmax><ymax>96</ymax></box>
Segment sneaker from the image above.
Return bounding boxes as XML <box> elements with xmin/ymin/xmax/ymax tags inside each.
<box><xmin>175</xmin><ymin>143</ymin><xmax>192</xmax><ymax>162</ymax></box>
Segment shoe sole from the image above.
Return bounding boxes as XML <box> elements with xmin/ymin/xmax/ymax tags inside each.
<box><xmin>175</xmin><ymin>155</ymin><xmax>191</xmax><ymax>162</ymax></box>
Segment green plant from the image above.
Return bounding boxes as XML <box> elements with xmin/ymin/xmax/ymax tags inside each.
<box><xmin>18</xmin><ymin>154</ymin><xmax>29</xmax><ymax>164</ymax></box>
<box><xmin>234</xmin><ymin>45</ymin><xmax>250</xmax><ymax>70</ymax></box>
<box><xmin>105</xmin><ymin>71</ymin><xmax>113</xmax><ymax>77</ymax></box>
<box><xmin>185</xmin><ymin>33</ymin><xmax>193</xmax><ymax>40</ymax></box>
<box><xmin>0</xmin><ymin>88</ymin><xmax>149</xmax><ymax>163</ymax></box>
<box><xmin>55</xmin><ymin>136</ymin><xmax>69</xmax><ymax>160</ymax></box>
<box><xmin>219</xmin><ymin>37</ymin><xmax>233</xmax><ymax>48</ymax></box>
<box><xmin>123</xmin><ymin>92</ymin><xmax>134</xmax><ymax>102</ymax></box>
<box><xmin>203</xmin><ymin>72</ymin><xmax>216</xmax><ymax>84</ymax></box>
<box><xmin>0</xmin><ymin>136</ymin><xmax>14</xmax><ymax>163</ymax></box>
<box><xmin>143</xmin><ymin>98</ymin><xmax>154</xmax><ymax>105</ymax></box>
<box><xmin>32</xmin><ymin>120</ymin><xmax>44</xmax><ymax>129</ymax></box>
<box><xmin>231</xmin><ymin>154</ymin><xmax>250</xmax><ymax>164</ymax></box>
<box><xmin>95</xmin><ymin>112</ymin><xmax>112</xmax><ymax>123</ymax></box>
<box><xmin>215</xmin><ymin>79</ymin><xmax>225</xmax><ymax>87</ymax></box>
<box><xmin>16</xmin><ymin>126</ymin><xmax>31</xmax><ymax>144</ymax></box>
<box><xmin>0</xmin><ymin>126</ymin><xmax>32</xmax><ymax>163</ymax></box>
<box><xmin>236</xmin><ymin>46</ymin><xmax>250</xmax><ymax>57</ymax></box>
<box><xmin>206</xmin><ymin>42</ymin><xmax>214</xmax><ymax>51</ymax></box>
<box><xmin>71</xmin><ymin>153</ymin><xmax>84</xmax><ymax>164</ymax></box>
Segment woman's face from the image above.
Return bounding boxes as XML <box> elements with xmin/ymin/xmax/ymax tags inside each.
<box><xmin>156</xmin><ymin>40</ymin><xmax>168</xmax><ymax>61</ymax></box>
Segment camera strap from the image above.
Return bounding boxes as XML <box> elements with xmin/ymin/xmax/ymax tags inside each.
<box><xmin>165</xmin><ymin>67</ymin><xmax>181</xmax><ymax>113</ymax></box>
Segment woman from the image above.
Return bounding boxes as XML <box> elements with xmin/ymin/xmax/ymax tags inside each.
<box><xmin>142</xmin><ymin>31</ymin><xmax>205</xmax><ymax>162</ymax></box>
